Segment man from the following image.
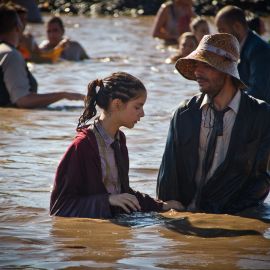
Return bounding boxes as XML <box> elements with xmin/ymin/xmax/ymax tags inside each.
<box><xmin>0</xmin><ymin>5</ymin><xmax>84</xmax><ymax>108</ymax></box>
<box><xmin>157</xmin><ymin>33</ymin><xmax>270</xmax><ymax>214</ymax></box>
<box><xmin>215</xmin><ymin>5</ymin><xmax>270</xmax><ymax>104</ymax></box>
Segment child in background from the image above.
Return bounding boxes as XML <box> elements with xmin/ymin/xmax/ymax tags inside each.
<box><xmin>190</xmin><ymin>17</ymin><xmax>210</xmax><ymax>43</ymax></box>
<box><xmin>167</xmin><ymin>32</ymin><xmax>197</xmax><ymax>63</ymax></box>
<box><xmin>50</xmin><ymin>72</ymin><xmax>183</xmax><ymax>218</ymax></box>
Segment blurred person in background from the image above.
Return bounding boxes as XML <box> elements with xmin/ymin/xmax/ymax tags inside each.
<box><xmin>190</xmin><ymin>17</ymin><xmax>210</xmax><ymax>43</ymax></box>
<box><xmin>152</xmin><ymin>0</ymin><xmax>195</xmax><ymax>45</ymax></box>
<box><xmin>39</xmin><ymin>16</ymin><xmax>89</xmax><ymax>61</ymax></box>
<box><xmin>246</xmin><ymin>14</ymin><xmax>266</xmax><ymax>37</ymax></box>
<box><xmin>215</xmin><ymin>5</ymin><xmax>270</xmax><ymax>104</ymax></box>
<box><xmin>167</xmin><ymin>32</ymin><xmax>198</xmax><ymax>63</ymax></box>
<box><xmin>0</xmin><ymin>4</ymin><xmax>84</xmax><ymax>108</ymax></box>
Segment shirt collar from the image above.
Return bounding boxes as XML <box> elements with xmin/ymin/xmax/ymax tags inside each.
<box><xmin>94</xmin><ymin>118</ymin><xmax>119</xmax><ymax>147</ymax></box>
<box><xmin>200</xmin><ymin>90</ymin><xmax>241</xmax><ymax>114</ymax></box>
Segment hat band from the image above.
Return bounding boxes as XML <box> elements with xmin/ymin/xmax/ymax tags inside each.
<box><xmin>198</xmin><ymin>44</ymin><xmax>238</xmax><ymax>62</ymax></box>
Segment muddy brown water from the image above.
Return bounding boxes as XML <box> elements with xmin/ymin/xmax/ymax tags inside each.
<box><xmin>0</xmin><ymin>15</ymin><xmax>270</xmax><ymax>269</ymax></box>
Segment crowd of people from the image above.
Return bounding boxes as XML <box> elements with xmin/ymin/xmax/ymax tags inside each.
<box><xmin>0</xmin><ymin>1</ymin><xmax>270</xmax><ymax>219</ymax></box>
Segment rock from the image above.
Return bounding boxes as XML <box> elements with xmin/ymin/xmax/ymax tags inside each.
<box><xmin>38</xmin><ymin>0</ymin><xmax>270</xmax><ymax>16</ymax></box>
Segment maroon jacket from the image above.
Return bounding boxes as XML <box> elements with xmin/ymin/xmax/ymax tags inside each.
<box><xmin>50</xmin><ymin>128</ymin><xmax>163</xmax><ymax>218</ymax></box>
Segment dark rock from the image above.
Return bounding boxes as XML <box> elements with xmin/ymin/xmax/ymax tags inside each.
<box><xmin>37</xmin><ymin>0</ymin><xmax>270</xmax><ymax>16</ymax></box>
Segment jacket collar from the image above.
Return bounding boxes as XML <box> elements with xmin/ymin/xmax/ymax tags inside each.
<box><xmin>179</xmin><ymin>92</ymin><xmax>246</xmax><ymax>186</ymax></box>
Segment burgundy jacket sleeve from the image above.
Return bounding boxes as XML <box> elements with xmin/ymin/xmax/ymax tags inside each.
<box><xmin>50</xmin><ymin>129</ymin><xmax>164</xmax><ymax>218</ymax></box>
<box><xmin>50</xmin><ymin>129</ymin><xmax>113</xmax><ymax>218</ymax></box>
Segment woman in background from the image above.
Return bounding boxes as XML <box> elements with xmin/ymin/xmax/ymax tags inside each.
<box><xmin>152</xmin><ymin>0</ymin><xmax>195</xmax><ymax>45</ymax></box>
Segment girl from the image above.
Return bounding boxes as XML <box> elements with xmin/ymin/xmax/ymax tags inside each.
<box><xmin>50</xmin><ymin>72</ymin><xmax>182</xmax><ymax>218</ymax></box>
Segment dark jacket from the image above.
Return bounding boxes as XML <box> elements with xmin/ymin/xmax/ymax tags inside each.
<box><xmin>239</xmin><ymin>30</ymin><xmax>270</xmax><ymax>103</ymax></box>
<box><xmin>50</xmin><ymin>128</ymin><xmax>163</xmax><ymax>218</ymax></box>
<box><xmin>157</xmin><ymin>92</ymin><xmax>270</xmax><ymax>214</ymax></box>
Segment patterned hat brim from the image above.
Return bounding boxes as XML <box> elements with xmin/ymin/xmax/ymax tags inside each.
<box><xmin>175</xmin><ymin>49</ymin><xmax>247</xmax><ymax>90</ymax></box>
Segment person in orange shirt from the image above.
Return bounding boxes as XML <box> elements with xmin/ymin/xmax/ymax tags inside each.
<box><xmin>11</xmin><ymin>2</ymin><xmax>63</xmax><ymax>63</ymax></box>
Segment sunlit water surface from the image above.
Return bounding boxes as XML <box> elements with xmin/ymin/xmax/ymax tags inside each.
<box><xmin>1</xmin><ymin>15</ymin><xmax>270</xmax><ymax>269</ymax></box>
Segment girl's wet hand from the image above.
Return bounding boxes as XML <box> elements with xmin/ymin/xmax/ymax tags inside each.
<box><xmin>109</xmin><ymin>193</ymin><xmax>141</xmax><ymax>213</ymax></box>
<box><xmin>162</xmin><ymin>200</ymin><xmax>185</xmax><ymax>211</ymax></box>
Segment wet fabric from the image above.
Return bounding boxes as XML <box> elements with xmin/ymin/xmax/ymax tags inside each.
<box><xmin>157</xmin><ymin>92</ymin><xmax>270</xmax><ymax>214</ymax></box>
<box><xmin>50</xmin><ymin>127</ymin><xmax>163</xmax><ymax>218</ymax></box>
<box><xmin>202</xmin><ymin>106</ymin><xmax>231</xmax><ymax>176</ymax></box>
<box><xmin>0</xmin><ymin>42</ymin><xmax>37</xmax><ymax>106</ymax></box>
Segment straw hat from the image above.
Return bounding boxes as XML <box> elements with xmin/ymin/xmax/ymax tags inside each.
<box><xmin>175</xmin><ymin>33</ymin><xmax>246</xmax><ymax>89</ymax></box>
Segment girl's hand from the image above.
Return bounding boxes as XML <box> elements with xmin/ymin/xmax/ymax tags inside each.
<box><xmin>109</xmin><ymin>193</ymin><xmax>141</xmax><ymax>213</ymax></box>
<box><xmin>162</xmin><ymin>200</ymin><xmax>185</xmax><ymax>211</ymax></box>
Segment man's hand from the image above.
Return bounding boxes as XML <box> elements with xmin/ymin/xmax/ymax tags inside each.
<box><xmin>109</xmin><ymin>193</ymin><xmax>141</xmax><ymax>213</ymax></box>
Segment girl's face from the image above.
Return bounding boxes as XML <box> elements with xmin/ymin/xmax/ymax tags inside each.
<box><xmin>47</xmin><ymin>22</ymin><xmax>64</xmax><ymax>46</ymax></box>
<box><xmin>118</xmin><ymin>91</ymin><xmax>147</xmax><ymax>129</ymax></box>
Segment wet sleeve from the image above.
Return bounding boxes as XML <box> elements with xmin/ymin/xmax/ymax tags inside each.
<box><xmin>156</xmin><ymin>110</ymin><xmax>180</xmax><ymax>201</ymax></box>
<box><xmin>228</xmin><ymin>106</ymin><xmax>270</xmax><ymax>213</ymax></box>
<box><xmin>50</xmin><ymin>140</ymin><xmax>113</xmax><ymax>218</ymax></box>
<box><xmin>2</xmin><ymin>50</ymin><xmax>31</xmax><ymax>103</ymax></box>
<box><xmin>79</xmin><ymin>44</ymin><xmax>89</xmax><ymax>60</ymax></box>
<box><xmin>129</xmin><ymin>188</ymin><xmax>164</xmax><ymax>212</ymax></box>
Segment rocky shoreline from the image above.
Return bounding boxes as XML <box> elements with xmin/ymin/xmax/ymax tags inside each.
<box><xmin>38</xmin><ymin>0</ymin><xmax>270</xmax><ymax>16</ymax></box>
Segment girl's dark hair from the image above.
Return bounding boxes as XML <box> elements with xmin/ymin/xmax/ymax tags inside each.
<box><xmin>77</xmin><ymin>72</ymin><xmax>146</xmax><ymax>129</ymax></box>
<box><xmin>48</xmin><ymin>16</ymin><xmax>65</xmax><ymax>32</ymax></box>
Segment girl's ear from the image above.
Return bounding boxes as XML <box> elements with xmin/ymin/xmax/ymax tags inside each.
<box><xmin>111</xmin><ymin>98</ymin><xmax>125</xmax><ymax>111</ymax></box>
